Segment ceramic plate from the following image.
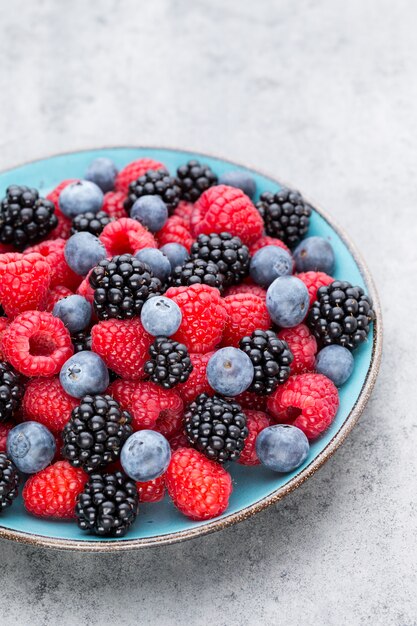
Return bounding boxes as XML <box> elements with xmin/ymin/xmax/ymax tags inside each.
<box><xmin>0</xmin><ymin>147</ymin><xmax>382</xmax><ymax>551</ymax></box>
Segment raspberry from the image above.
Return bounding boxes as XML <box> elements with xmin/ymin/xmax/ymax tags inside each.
<box><xmin>107</xmin><ymin>379</ymin><xmax>137</xmax><ymax>412</ymax></box>
<box><xmin>267</xmin><ymin>373</ymin><xmax>339</xmax><ymax>439</ymax></box>
<box><xmin>0</xmin><ymin>318</ymin><xmax>9</xmax><ymax>361</ymax></box>
<box><xmin>44</xmin><ymin>285</ymin><xmax>74</xmax><ymax>313</ymax></box>
<box><xmin>191</xmin><ymin>185</ymin><xmax>263</xmax><ymax>246</ymax></box>
<box><xmin>76</xmin><ymin>270</ymin><xmax>95</xmax><ymax>306</ymax></box>
<box><xmin>224</xmin><ymin>283</ymin><xmax>267</xmax><ymax>300</ymax></box>
<box><xmin>221</xmin><ymin>293</ymin><xmax>270</xmax><ymax>347</ymax></box>
<box><xmin>165</xmin><ymin>284</ymin><xmax>227</xmax><ymax>354</ymax></box>
<box><xmin>25</xmin><ymin>239</ymin><xmax>81</xmax><ymax>290</ymax></box>
<box><xmin>130</xmin><ymin>382</ymin><xmax>184</xmax><ymax>438</ymax></box>
<box><xmin>0</xmin><ymin>422</ymin><xmax>13</xmax><ymax>452</ymax></box>
<box><xmin>115</xmin><ymin>158</ymin><xmax>165</xmax><ymax>194</ymax></box>
<box><xmin>156</xmin><ymin>215</ymin><xmax>194</xmax><ymax>251</ymax></box>
<box><xmin>0</xmin><ymin>252</ymin><xmax>51</xmax><ymax>318</ymax></box>
<box><xmin>177</xmin><ymin>351</ymin><xmax>214</xmax><ymax>404</ymax></box>
<box><xmin>235</xmin><ymin>390</ymin><xmax>267</xmax><ymax>412</ymax></box>
<box><xmin>168</xmin><ymin>431</ymin><xmax>190</xmax><ymax>451</ymax></box>
<box><xmin>102</xmin><ymin>191</ymin><xmax>128</xmax><ymax>220</ymax></box>
<box><xmin>46</xmin><ymin>180</ymin><xmax>75</xmax><ymax>240</ymax></box>
<box><xmin>166</xmin><ymin>448</ymin><xmax>232</xmax><ymax>520</ymax></box>
<box><xmin>2</xmin><ymin>310</ymin><xmax>73</xmax><ymax>377</ymax></box>
<box><xmin>238</xmin><ymin>410</ymin><xmax>272</xmax><ymax>466</ymax></box>
<box><xmin>91</xmin><ymin>317</ymin><xmax>153</xmax><ymax>380</ymax></box>
<box><xmin>297</xmin><ymin>271</ymin><xmax>334</xmax><ymax>307</ymax></box>
<box><xmin>278</xmin><ymin>324</ymin><xmax>317</xmax><ymax>374</ymax></box>
<box><xmin>46</xmin><ymin>179</ymin><xmax>77</xmax><ymax>210</ymax></box>
<box><xmin>173</xmin><ymin>200</ymin><xmax>194</xmax><ymax>224</ymax></box>
<box><xmin>137</xmin><ymin>475</ymin><xmax>166</xmax><ymax>503</ymax></box>
<box><xmin>249</xmin><ymin>235</ymin><xmax>292</xmax><ymax>257</ymax></box>
<box><xmin>23</xmin><ymin>460</ymin><xmax>87</xmax><ymax>519</ymax></box>
<box><xmin>99</xmin><ymin>217</ymin><xmax>157</xmax><ymax>256</ymax></box>
<box><xmin>22</xmin><ymin>377</ymin><xmax>78</xmax><ymax>433</ymax></box>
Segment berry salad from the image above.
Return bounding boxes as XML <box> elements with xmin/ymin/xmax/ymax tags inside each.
<box><xmin>0</xmin><ymin>156</ymin><xmax>376</xmax><ymax>539</ymax></box>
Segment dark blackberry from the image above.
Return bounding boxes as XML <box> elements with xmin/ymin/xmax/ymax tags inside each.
<box><xmin>0</xmin><ymin>453</ymin><xmax>19</xmax><ymax>512</ymax></box>
<box><xmin>71</xmin><ymin>330</ymin><xmax>92</xmax><ymax>353</ymax></box>
<box><xmin>176</xmin><ymin>159</ymin><xmax>218</xmax><ymax>202</ymax></box>
<box><xmin>185</xmin><ymin>393</ymin><xmax>248</xmax><ymax>463</ymax></box>
<box><xmin>145</xmin><ymin>337</ymin><xmax>193</xmax><ymax>389</ymax></box>
<box><xmin>308</xmin><ymin>280</ymin><xmax>375</xmax><ymax>350</ymax></box>
<box><xmin>0</xmin><ymin>185</ymin><xmax>57</xmax><ymax>249</ymax></box>
<box><xmin>169</xmin><ymin>258</ymin><xmax>225</xmax><ymax>292</ymax></box>
<box><xmin>0</xmin><ymin>361</ymin><xmax>23</xmax><ymax>423</ymax></box>
<box><xmin>71</xmin><ymin>210</ymin><xmax>113</xmax><ymax>237</ymax></box>
<box><xmin>89</xmin><ymin>254</ymin><xmax>161</xmax><ymax>320</ymax></box>
<box><xmin>62</xmin><ymin>394</ymin><xmax>133</xmax><ymax>473</ymax></box>
<box><xmin>256</xmin><ymin>188</ymin><xmax>312</xmax><ymax>248</ymax></box>
<box><xmin>239</xmin><ymin>330</ymin><xmax>293</xmax><ymax>395</ymax></box>
<box><xmin>190</xmin><ymin>232</ymin><xmax>250</xmax><ymax>287</ymax></box>
<box><xmin>76</xmin><ymin>471</ymin><xmax>138</xmax><ymax>537</ymax></box>
<box><xmin>124</xmin><ymin>168</ymin><xmax>181</xmax><ymax>215</ymax></box>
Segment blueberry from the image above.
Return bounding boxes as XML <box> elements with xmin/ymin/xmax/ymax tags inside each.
<box><xmin>250</xmin><ymin>245</ymin><xmax>293</xmax><ymax>288</ymax></box>
<box><xmin>59</xmin><ymin>180</ymin><xmax>104</xmax><ymax>218</ymax></box>
<box><xmin>135</xmin><ymin>248</ymin><xmax>171</xmax><ymax>283</ymax></box>
<box><xmin>131</xmin><ymin>195</ymin><xmax>168</xmax><ymax>233</ymax></box>
<box><xmin>256</xmin><ymin>424</ymin><xmax>309</xmax><ymax>473</ymax></box>
<box><xmin>218</xmin><ymin>170</ymin><xmax>256</xmax><ymax>199</ymax></box>
<box><xmin>120</xmin><ymin>430</ymin><xmax>171</xmax><ymax>482</ymax></box>
<box><xmin>266</xmin><ymin>276</ymin><xmax>309</xmax><ymax>327</ymax></box>
<box><xmin>315</xmin><ymin>345</ymin><xmax>354</xmax><ymax>386</ymax></box>
<box><xmin>293</xmin><ymin>236</ymin><xmax>335</xmax><ymax>274</ymax></box>
<box><xmin>59</xmin><ymin>351</ymin><xmax>109</xmax><ymax>398</ymax></box>
<box><xmin>159</xmin><ymin>243</ymin><xmax>189</xmax><ymax>270</ymax></box>
<box><xmin>7</xmin><ymin>422</ymin><xmax>56</xmax><ymax>474</ymax></box>
<box><xmin>207</xmin><ymin>347</ymin><xmax>254</xmax><ymax>396</ymax></box>
<box><xmin>85</xmin><ymin>157</ymin><xmax>118</xmax><ymax>193</ymax></box>
<box><xmin>64</xmin><ymin>232</ymin><xmax>106</xmax><ymax>276</ymax></box>
<box><xmin>140</xmin><ymin>296</ymin><xmax>182</xmax><ymax>336</ymax></box>
<box><xmin>52</xmin><ymin>295</ymin><xmax>92</xmax><ymax>333</ymax></box>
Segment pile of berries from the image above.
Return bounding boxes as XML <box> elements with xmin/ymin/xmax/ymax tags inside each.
<box><xmin>0</xmin><ymin>154</ymin><xmax>375</xmax><ymax>537</ymax></box>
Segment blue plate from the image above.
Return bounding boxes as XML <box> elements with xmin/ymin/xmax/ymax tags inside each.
<box><xmin>0</xmin><ymin>147</ymin><xmax>382</xmax><ymax>551</ymax></box>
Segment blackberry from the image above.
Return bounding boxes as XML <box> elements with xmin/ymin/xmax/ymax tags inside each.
<box><xmin>76</xmin><ymin>471</ymin><xmax>138</xmax><ymax>537</ymax></box>
<box><xmin>62</xmin><ymin>394</ymin><xmax>133</xmax><ymax>473</ymax></box>
<box><xmin>71</xmin><ymin>330</ymin><xmax>92</xmax><ymax>353</ymax></box>
<box><xmin>169</xmin><ymin>258</ymin><xmax>225</xmax><ymax>292</ymax></box>
<box><xmin>124</xmin><ymin>168</ymin><xmax>181</xmax><ymax>215</ymax></box>
<box><xmin>190</xmin><ymin>232</ymin><xmax>250</xmax><ymax>287</ymax></box>
<box><xmin>239</xmin><ymin>330</ymin><xmax>293</xmax><ymax>395</ymax></box>
<box><xmin>176</xmin><ymin>159</ymin><xmax>218</xmax><ymax>202</ymax></box>
<box><xmin>0</xmin><ymin>185</ymin><xmax>57</xmax><ymax>249</ymax></box>
<box><xmin>145</xmin><ymin>337</ymin><xmax>193</xmax><ymax>389</ymax></box>
<box><xmin>256</xmin><ymin>188</ymin><xmax>312</xmax><ymax>248</ymax></box>
<box><xmin>0</xmin><ymin>453</ymin><xmax>19</xmax><ymax>512</ymax></box>
<box><xmin>185</xmin><ymin>393</ymin><xmax>248</xmax><ymax>463</ymax></box>
<box><xmin>308</xmin><ymin>280</ymin><xmax>375</xmax><ymax>351</ymax></box>
<box><xmin>71</xmin><ymin>210</ymin><xmax>113</xmax><ymax>237</ymax></box>
<box><xmin>89</xmin><ymin>254</ymin><xmax>161</xmax><ymax>320</ymax></box>
<box><xmin>0</xmin><ymin>361</ymin><xmax>23</xmax><ymax>423</ymax></box>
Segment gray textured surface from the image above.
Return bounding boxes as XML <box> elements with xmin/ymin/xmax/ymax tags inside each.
<box><xmin>0</xmin><ymin>0</ymin><xmax>414</xmax><ymax>624</ymax></box>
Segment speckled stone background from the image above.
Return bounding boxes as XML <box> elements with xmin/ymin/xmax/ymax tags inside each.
<box><xmin>0</xmin><ymin>0</ymin><xmax>415</xmax><ymax>624</ymax></box>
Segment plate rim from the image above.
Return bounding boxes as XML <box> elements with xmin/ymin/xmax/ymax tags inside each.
<box><xmin>0</xmin><ymin>145</ymin><xmax>383</xmax><ymax>552</ymax></box>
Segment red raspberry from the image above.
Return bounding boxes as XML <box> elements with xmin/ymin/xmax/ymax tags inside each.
<box><xmin>107</xmin><ymin>379</ymin><xmax>137</xmax><ymax>412</ymax></box>
<box><xmin>177</xmin><ymin>351</ymin><xmax>214</xmax><ymax>404</ymax></box>
<box><xmin>0</xmin><ymin>318</ymin><xmax>9</xmax><ymax>361</ymax></box>
<box><xmin>168</xmin><ymin>431</ymin><xmax>190</xmax><ymax>451</ymax></box>
<box><xmin>156</xmin><ymin>215</ymin><xmax>194</xmax><ymax>251</ymax></box>
<box><xmin>166</xmin><ymin>448</ymin><xmax>232</xmax><ymax>520</ymax></box>
<box><xmin>23</xmin><ymin>460</ymin><xmax>88</xmax><ymax>519</ymax></box>
<box><xmin>115</xmin><ymin>158</ymin><xmax>166</xmax><ymax>193</ymax></box>
<box><xmin>91</xmin><ymin>318</ymin><xmax>153</xmax><ymax>380</ymax></box>
<box><xmin>191</xmin><ymin>185</ymin><xmax>263</xmax><ymax>246</ymax></box>
<box><xmin>44</xmin><ymin>285</ymin><xmax>74</xmax><ymax>313</ymax></box>
<box><xmin>22</xmin><ymin>377</ymin><xmax>78</xmax><ymax>433</ymax></box>
<box><xmin>238</xmin><ymin>410</ymin><xmax>272</xmax><ymax>466</ymax></box>
<box><xmin>76</xmin><ymin>270</ymin><xmax>95</xmax><ymax>306</ymax></box>
<box><xmin>102</xmin><ymin>191</ymin><xmax>128</xmax><ymax>220</ymax></box>
<box><xmin>235</xmin><ymin>390</ymin><xmax>267</xmax><ymax>412</ymax></box>
<box><xmin>221</xmin><ymin>293</ymin><xmax>270</xmax><ymax>347</ymax></box>
<box><xmin>165</xmin><ymin>284</ymin><xmax>227</xmax><ymax>353</ymax></box>
<box><xmin>278</xmin><ymin>324</ymin><xmax>317</xmax><ymax>374</ymax></box>
<box><xmin>224</xmin><ymin>283</ymin><xmax>267</xmax><ymax>300</ymax></box>
<box><xmin>137</xmin><ymin>475</ymin><xmax>166</xmax><ymax>503</ymax></box>
<box><xmin>46</xmin><ymin>179</ymin><xmax>77</xmax><ymax>210</ymax></box>
<box><xmin>25</xmin><ymin>239</ymin><xmax>81</xmax><ymax>290</ymax></box>
<box><xmin>267</xmin><ymin>373</ymin><xmax>339</xmax><ymax>439</ymax></box>
<box><xmin>173</xmin><ymin>200</ymin><xmax>194</xmax><ymax>225</ymax></box>
<box><xmin>0</xmin><ymin>252</ymin><xmax>51</xmax><ymax>318</ymax></box>
<box><xmin>2</xmin><ymin>310</ymin><xmax>73</xmax><ymax>377</ymax></box>
<box><xmin>46</xmin><ymin>180</ymin><xmax>75</xmax><ymax>240</ymax></box>
<box><xmin>297</xmin><ymin>271</ymin><xmax>334</xmax><ymax>307</ymax></box>
<box><xmin>0</xmin><ymin>422</ymin><xmax>13</xmax><ymax>452</ymax></box>
<box><xmin>130</xmin><ymin>382</ymin><xmax>184</xmax><ymax>438</ymax></box>
<box><xmin>249</xmin><ymin>235</ymin><xmax>291</xmax><ymax>257</ymax></box>
<box><xmin>99</xmin><ymin>217</ymin><xmax>157</xmax><ymax>256</ymax></box>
